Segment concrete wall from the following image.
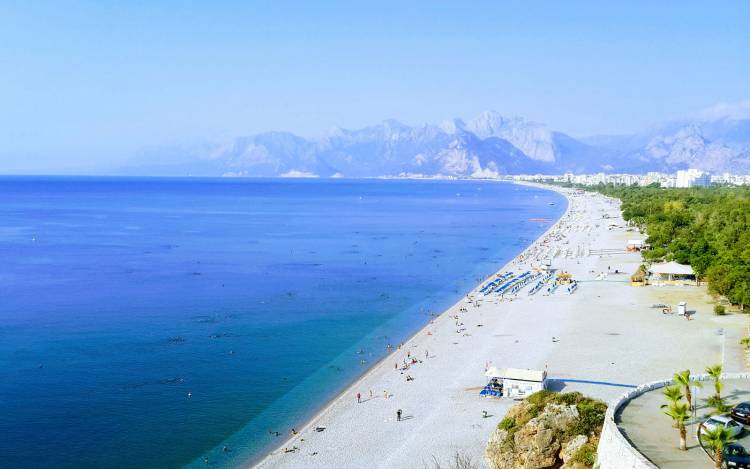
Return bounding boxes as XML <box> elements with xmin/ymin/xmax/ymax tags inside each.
<box><xmin>596</xmin><ymin>373</ymin><xmax>750</xmax><ymax>469</ymax></box>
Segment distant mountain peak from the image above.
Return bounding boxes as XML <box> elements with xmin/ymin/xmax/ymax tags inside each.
<box><xmin>439</xmin><ymin>118</ymin><xmax>466</xmax><ymax>134</ymax></box>
<box><xmin>691</xmin><ymin>99</ymin><xmax>750</xmax><ymax>122</ymax></box>
<box><xmin>120</xmin><ymin>105</ymin><xmax>750</xmax><ymax>177</ymax></box>
<box><xmin>466</xmin><ymin>111</ymin><xmax>556</xmax><ymax>162</ymax></box>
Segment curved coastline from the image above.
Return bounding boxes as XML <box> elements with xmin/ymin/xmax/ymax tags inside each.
<box><xmin>250</xmin><ymin>181</ymin><xmax>572</xmax><ymax>468</ymax></box>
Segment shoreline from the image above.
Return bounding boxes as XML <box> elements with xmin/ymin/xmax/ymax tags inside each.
<box><xmin>252</xmin><ymin>181</ymin><xmax>573</xmax><ymax>467</ymax></box>
<box><xmin>253</xmin><ymin>182</ymin><xmax>747</xmax><ymax>468</ymax></box>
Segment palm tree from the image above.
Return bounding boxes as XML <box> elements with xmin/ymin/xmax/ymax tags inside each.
<box><xmin>662</xmin><ymin>385</ymin><xmax>684</xmax><ymax>406</ymax></box>
<box><xmin>706</xmin><ymin>364</ymin><xmax>724</xmax><ymax>399</ymax></box>
<box><xmin>663</xmin><ymin>402</ymin><xmax>690</xmax><ymax>450</ymax></box>
<box><xmin>700</xmin><ymin>424</ymin><xmax>737</xmax><ymax>469</ymax></box>
<box><xmin>673</xmin><ymin>369</ymin><xmax>702</xmax><ymax>410</ymax></box>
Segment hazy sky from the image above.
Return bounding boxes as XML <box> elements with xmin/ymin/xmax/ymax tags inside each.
<box><xmin>1</xmin><ymin>1</ymin><xmax>749</xmax><ymax>173</ymax></box>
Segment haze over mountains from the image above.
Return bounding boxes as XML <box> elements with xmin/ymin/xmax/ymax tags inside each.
<box><xmin>121</xmin><ymin>109</ymin><xmax>750</xmax><ymax>178</ymax></box>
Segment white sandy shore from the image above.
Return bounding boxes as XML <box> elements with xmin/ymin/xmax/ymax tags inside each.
<box><xmin>255</xmin><ymin>184</ymin><xmax>747</xmax><ymax>469</ymax></box>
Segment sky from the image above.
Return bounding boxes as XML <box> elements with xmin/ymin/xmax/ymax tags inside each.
<box><xmin>0</xmin><ymin>1</ymin><xmax>748</xmax><ymax>173</ymax></box>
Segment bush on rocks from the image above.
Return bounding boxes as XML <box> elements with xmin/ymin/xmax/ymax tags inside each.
<box><xmin>485</xmin><ymin>391</ymin><xmax>607</xmax><ymax>469</ymax></box>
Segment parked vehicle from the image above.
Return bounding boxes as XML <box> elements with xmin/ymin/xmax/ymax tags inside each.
<box><xmin>723</xmin><ymin>443</ymin><xmax>750</xmax><ymax>468</ymax></box>
<box><xmin>731</xmin><ymin>403</ymin><xmax>750</xmax><ymax>425</ymax></box>
<box><xmin>699</xmin><ymin>415</ymin><xmax>744</xmax><ymax>438</ymax></box>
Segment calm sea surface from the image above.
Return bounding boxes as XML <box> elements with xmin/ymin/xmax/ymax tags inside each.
<box><xmin>0</xmin><ymin>177</ymin><xmax>565</xmax><ymax>468</ymax></box>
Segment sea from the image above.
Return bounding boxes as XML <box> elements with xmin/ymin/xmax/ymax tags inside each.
<box><xmin>0</xmin><ymin>177</ymin><xmax>566</xmax><ymax>468</ymax></box>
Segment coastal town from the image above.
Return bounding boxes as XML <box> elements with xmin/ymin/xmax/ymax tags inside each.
<box><xmin>510</xmin><ymin>168</ymin><xmax>749</xmax><ymax>188</ymax></box>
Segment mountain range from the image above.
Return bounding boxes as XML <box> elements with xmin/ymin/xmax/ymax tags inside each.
<box><xmin>119</xmin><ymin>110</ymin><xmax>750</xmax><ymax>178</ymax></box>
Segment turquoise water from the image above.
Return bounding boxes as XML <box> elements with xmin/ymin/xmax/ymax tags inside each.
<box><xmin>0</xmin><ymin>177</ymin><xmax>565</xmax><ymax>468</ymax></box>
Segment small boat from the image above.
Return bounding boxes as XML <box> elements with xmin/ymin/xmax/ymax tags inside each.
<box><xmin>548</xmin><ymin>202</ymin><xmax>555</xmax><ymax>205</ymax></box>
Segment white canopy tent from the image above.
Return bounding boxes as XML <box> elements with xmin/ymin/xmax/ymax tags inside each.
<box><xmin>648</xmin><ymin>261</ymin><xmax>694</xmax><ymax>276</ymax></box>
<box><xmin>647</xmin><ymin>261</ymin><xmax>697</xmax><ymax>285</ymax></box>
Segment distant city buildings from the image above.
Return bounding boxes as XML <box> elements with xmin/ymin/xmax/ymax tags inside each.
<box><xmin>676</xmin><ymin>169</ymin><xmax>711</xmax><ymax>188</ymax></box>
<box><xmin>507</xmin><ymin>168</ymin><xmax>750</xmax><ymax>187</ymax></box>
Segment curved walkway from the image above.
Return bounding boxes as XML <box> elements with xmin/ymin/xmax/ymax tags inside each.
<box><xmin>597</xmin><ymin>373</ymin><xmax>750</xmax><ymax>469</ymax></box>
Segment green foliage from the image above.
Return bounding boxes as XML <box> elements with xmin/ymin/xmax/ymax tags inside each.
<box><xmin>706</xmin><ymin>364</ymin><xmax>724</xmax><ymax>399</ymax></box>
<box><xmin>662</xmin><ymin>385</ymin><xmax>684</xmax><ymax>405</ymax></box>
<box><xmin>569</xmin><ymin>400</ymin><xmax>608</xmax><ymax>437</ymax></box>
<box><xmin>673</xmin><ymin>369</ymin><xmax>701</xmax><ymax>410</ymax></box>
<box><xmin>663</xmin><ymin>402</ymin><xmax>690</xmax><ymax>422</ymax></box>
<box><xmin>741</xmin><ymin>337</ymin><xmax>750</xmax><ymax>349</ymax></box>
<box><xmin>714</xmin><ymin>304</ymin><xmax>727</xmax><ymax>315</ymax></box>
<box><xmin>570</xmin><ymin>442</ymin><xmax>598</xmax><ymax>466</ymax></box>
<box><xmin>498</xmin><ymin>391</ymin><xmax>607</xmax><ymax>450</ymax></box>
<box><xmin>700</xmin><ymin>425</ymin><xmax>737</xmax><ymax>451</ymax></box>
<box><xmin>498</xmin><ymin>417</ymin><xmax>516</xmax><ymax>431</ymax></box>
<box><xmin>706</xmin><ymin>395</ymin><xmax>730</xmax><ymax>413</ymax></box>
<box><xmin>564</xmin><ymin>184</ymin><xmax>750</xmax><ymax>307</ymax></box>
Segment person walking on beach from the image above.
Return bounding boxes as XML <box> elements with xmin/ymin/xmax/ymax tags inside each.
<box><xmin>357</xmin><ymin>392</ymin><xmax>361</xmax><ymax>403</ymax></box>
<box><xmin>425</xmin><ymin>349</ymin><xmax>428</xmax><ymax>359</ymax></box>
<box><xmin>397</xmin><ymin>409</ymin><xmax>402</xmax><ymax>421</ymax></box>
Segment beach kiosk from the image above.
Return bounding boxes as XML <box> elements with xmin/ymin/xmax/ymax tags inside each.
<box><xmin>480</xmin><ymin>367</ymin><xmax>505</xmax><ymax>398</ymax></box>
<box><xmin>481</xmin><ymin>367</ymin><xmax>547</xmax><ymax>398</ymax></box>
<box><xmin>502</xmin><ymin>368</ymin><xmax>548</xmax><ymax>398</ymax></box>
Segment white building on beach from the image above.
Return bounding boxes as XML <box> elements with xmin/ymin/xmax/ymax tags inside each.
<box><xmin>490</xmin><ymin>368</ymin><xmax>548</xmax><ymax>398</ymax></box>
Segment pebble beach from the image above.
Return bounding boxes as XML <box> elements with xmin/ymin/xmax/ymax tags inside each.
<box><xmin>255</xmin><ymin>184</ymin><xmax>747</xmax><ymax>469</ymax></box>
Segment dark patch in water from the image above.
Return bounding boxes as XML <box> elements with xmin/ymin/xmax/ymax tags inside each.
<box><xmin>159</xmin><ymin>377</ymin><xmax>185</xmax><ymax>385</ymax></box>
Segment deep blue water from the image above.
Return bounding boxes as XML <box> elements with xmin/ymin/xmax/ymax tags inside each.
<box><xmin>0</xmin><ymin>177</ymin><xmax>565</xmax><ymax>468</ymax></box>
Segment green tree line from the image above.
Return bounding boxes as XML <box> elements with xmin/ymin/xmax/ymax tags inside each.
<box><xmin>559</xmin><ymin>182</ymin><xmax>750</xmax><ymax>309</ymax></box>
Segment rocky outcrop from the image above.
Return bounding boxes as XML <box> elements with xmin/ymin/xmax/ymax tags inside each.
<box><xmin>560</xmin><ymin>435</ymin><xmax>589</xmax><ymax>469</ymax></box>
<box><xmin>485</xmin><ymin>391</ymin><xmax>606</xmax><ymax>469</ymax></box>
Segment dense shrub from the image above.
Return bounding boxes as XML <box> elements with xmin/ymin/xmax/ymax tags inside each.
<box><xmin>497</xmin><ymin>391</ymin><xmax>607</xmax><ymax>447</ymax></box>
<box><xmin>498</xmin><ymin>417</ymin><xmax>516</xmax><ymax>431</ymax></box>
<box><xmin>706</xmin><ymin>395</ymin><xmax>731</xmax><ymax>413</ymax></box>
<box><xmin>714</xmin><ymin>304</ymin><xmax>726</xmax><ymax>315</ymax></box>
<box><xmin>488</xmin><ymin>391</ymin><xmax>606</xmax><ymax>469</ymax></box>
<box><xmin>569</xmin><ymin>400</ymin><xmax>608</xmax><ymax>437</ymax></box>
<box><xmin>570</xmin><ymin>442</ymin><xmax>598</xmax><ymax>465</ymax></box>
